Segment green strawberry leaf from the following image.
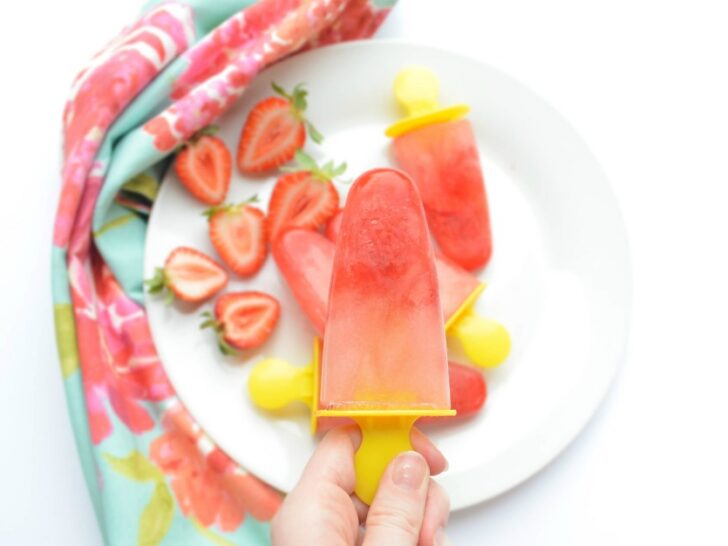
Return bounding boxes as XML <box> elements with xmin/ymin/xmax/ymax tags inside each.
<box><xmin>144</xmin><ymin>268</ymin><xmax>167</xmax><ymax>294</ymax></box>
<box><xmin>305</xmin><ymin>119</ymin><xmax>324</xmax><ymax>144</ymax></box>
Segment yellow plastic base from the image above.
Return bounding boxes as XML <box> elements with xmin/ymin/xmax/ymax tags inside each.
<box><xmin>316</xmin><ymin>408</ymin><xmax>455</xmax><ymax>504</ymax></box>
<box><xmin>385</xmin><ymin>66</ymin><xmax>470</xmax><ymax>138</ymax></box>
<box><xmin>445</xmin><ymin>282</ymin><xmax>486</xmax><ymax>331</ymax></box>
<box><xmin>386</xmin><ymin>104</ymin><xmax>470</xmax><ymax>138</ymax></box>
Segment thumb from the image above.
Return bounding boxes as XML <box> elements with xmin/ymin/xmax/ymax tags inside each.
<box><xmin>362</xmin><ymin>451</ymin><xmax>430</xmax><ymax>546</ymax></box>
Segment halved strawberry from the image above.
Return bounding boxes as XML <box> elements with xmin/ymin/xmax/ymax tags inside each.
<box><xmin>174</xmin><ymin>129</ymin><xmax>232</xmax><ymax>205</ymax></box>
<box><xmin>324</xmin><ymin>209</ymin><xmax>343</xmax><ymax>242</ymax></box>
<box><xmin>266</xmin><ymin>151</ymin><xmax>344</xmax><ymax>242</ymax></box>
<box><xmin>200</xmin><ymin>291</ymin><xmax>280</xmax><ymax>354</ymax></box>
<box><xmin>146</xmin><ymin>247</ymin><xmax>228</xmax><ymax>303</ymax></box>
<box><xmin>237</xmin><ymin>83</ymin><xmax>323</xmax><ymax>173</ymax></box>
<box><xmin>204</xmin><ymin>197</ymin><xmax>267</xmax><ymax>277</ymax></box>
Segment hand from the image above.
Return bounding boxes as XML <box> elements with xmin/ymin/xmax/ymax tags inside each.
<box><xmin>271</xmin><ymin>425</ymin><xmax>451</xmax><ymax>546</ymax></box>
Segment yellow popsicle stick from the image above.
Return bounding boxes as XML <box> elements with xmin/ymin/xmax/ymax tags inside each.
<box><xmin>354</xmin><ymin>415</ymin><xmax>418</xmax><ymax>504</ymax></box>
<box><xmin>317</xmin><ymin>408</ymin><xmax>455</xmax><ymax>504</ymax></box>
<box><xmin>386</xmin><ymin>66</ymin><xmax>470</xmax><ymax>138</ymax></box>
<box><xmin>445</xmin><ymin>283</ymin><xmax>512</xmax><ymax>368</ymax></box>
<box><xmin>247</xmin><ymin>339</ymin><xmax>321</xmax><ymax>433</ymax></box>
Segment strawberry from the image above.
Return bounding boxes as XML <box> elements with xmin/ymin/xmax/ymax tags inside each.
<box><xmin>203</xmin><ymin>197</ymin><xmax>267</xmax><ymax>277</ymax></box>
<box><xmin>200</xmin><ymin>291</ymin><xmax>280</xmax><ymax>354</ymax></box>
<box><xmin>146</xmin><ymin>247</ymin><xmax>228</xmax><ymax>303</ymax></box>
<box><xmin>237</xmin><ymin>83</ymin><xmax>323</xmax><ymax>173</ymax></box>
<box><xmin>174</xmin><ymin>128</ymin><xmax>232</xmax><ymax>205</ymax></box>
<box><xmin>266</xmin><ymin>150</ymin><xmax>345</xmax><ymax>242</ymax></box>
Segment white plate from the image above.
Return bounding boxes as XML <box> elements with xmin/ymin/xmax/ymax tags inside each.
<box><xmin>145</xmin><ymin>41</ymin><xmax>630</xmax><ymax>510</ymax></box>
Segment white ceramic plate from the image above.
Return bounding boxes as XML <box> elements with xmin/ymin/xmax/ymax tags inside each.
<box><xmin>145</xmin><ymin>41</ymin><xmax>630</xmax><ymax>510</ymax></box>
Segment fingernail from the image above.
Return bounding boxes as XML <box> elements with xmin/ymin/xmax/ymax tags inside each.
<box><xmin>434</xmin><ymin>527</ymin><xmax>452</xmax><ymax>546</ymax></box>
<box><xmin>392</xmin><ymin>451</ymin><xmax>427</xmax><ymax>490</ymax></box>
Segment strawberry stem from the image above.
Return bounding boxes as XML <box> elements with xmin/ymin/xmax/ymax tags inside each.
<box><xmin>145</xmin><ymin>267</ymin><xmax>174</xmax><ymax>305</ymax></box>
<box><xmin>305</xmin><ymin>120</ymin><xmax>324</xmax><ymax>145</ymax></box>
<box><xmin>202</xmin><ymin>195</ymin><xmax>259</xmax><ymax>220</ymax></box>
<box><xmin>199</xmin><ymin>312</ymin><xmax>239</xmax><ymax>356</ymax></box>
<box><xmin>271</xmin><ymin>81</ymin><xmax>325</xmax><ymax>143</ymax></box>
<box><xmin>281</xmin><ymin>150</ymin><xmax>347</xmax><ymax>182</ymax></box>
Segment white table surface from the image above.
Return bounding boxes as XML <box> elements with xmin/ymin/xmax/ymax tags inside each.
<box><xmin>2</xmin><ymin>0</ymin><xmax>727</xmax><ymax>544</ymax></box>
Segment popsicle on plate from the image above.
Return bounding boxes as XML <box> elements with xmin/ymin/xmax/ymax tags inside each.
<box><xmin>387</xmin><ymin>66</ymin><xmax>493</xmax><ymax>271</ymax></box>
<box><xmin>319</xmin><ymin>168</ymin><xmax>454</xmax><ymax>503</ymax></box>
<box><xmin>275</xmin><ymin>213</ymin><xmax>511</xmax><ymax>368</ymax></box>
<box><xmin>271</xmin><ymin>228</ymin><xmax>333</xmax><ymax>334</ymax></box>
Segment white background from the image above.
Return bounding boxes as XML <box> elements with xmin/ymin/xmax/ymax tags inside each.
<box><xmin>1</xmin><ymin>0</ymin><xmax>727</xmax><ymax>544</ymax></box>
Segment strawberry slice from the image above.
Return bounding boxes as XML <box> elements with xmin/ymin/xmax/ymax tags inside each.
<box><xmin>266</xmin><ymin>150</ymin><xmax>345</xmax><ymax>242</ymax></box>
<box><xmin>204</xmin><ymin>197</ymin><xmax>268</xmax><ymax>277</ymax></box>
<box><xmin>237</xmin><ymin>83</ymin><xmax>323</xmax><ymax>173</ymax></box>
<box><xmin>174</xmin><ymin>129</ymin><xmax>232</xmax><ymax>205</ymax></box>
<box><xmin>146</xmin><ymin>247</ymin><xmax>228</xmax><ymax>303</ymax></box>
<box><xmin>201</xmin><ymin>291</ymin><xmax>280</xmax><ymax>354</ymax></box>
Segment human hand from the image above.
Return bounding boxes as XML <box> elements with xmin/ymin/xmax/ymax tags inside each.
<box><xmin>271</xmin><ymin>425</ymin><xmax>451</xmax><ymax>546</ymax></box>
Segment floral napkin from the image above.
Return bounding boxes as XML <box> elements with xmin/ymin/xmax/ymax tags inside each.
<box><xmin>51</xmin><ymin>1</ymin><xmax>394</xmax><ymax>544</ymax></box>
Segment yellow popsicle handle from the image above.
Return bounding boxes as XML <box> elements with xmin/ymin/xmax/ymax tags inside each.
<box><xmin>386</xmin><ymin>66</ymin><xmax>469</xmax><ymax>138</ymax></box>
<box><xmin>448</xmin><ymin>309</ymin><xmax>512</xmax><ymax>368</ymax></box>
<box><xmin>353</xmin><ymin>415</ymin><xmax>419</xmax><ymax>504</ymax></box>
<box><xmin>247</xmin><ymin>358</ymin><xmax>313</xmax><ymax>411</ymax></box>
<box><xmin>394</xmin><ymin>66</ymin><xmax>442</xmax><ymax>119</ymax></box>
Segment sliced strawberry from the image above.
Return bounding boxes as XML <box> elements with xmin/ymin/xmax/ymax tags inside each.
<box><xmin>324</xmin><ymin>209</ymin><xmax>343</xmax><ymax>242</ymax></box>
<box><xmin>201</xmin><ymin>291</ymin><xmax>280</xmax><ymax>353</ymax></box>
<box><xmin>146</xmin><ymin>247</ymin><xmax>228</xmax><ymax>303</ymax></box>
<box><xmin>174</xmin><ymin>131</ymin><xmax>232</xmax><ymax>205</ymax></box>
<box><xmin>266</xmin><ymin>151</ymin><xmax>344</xmax><ymax>242</ymax></box>
<box><xmin>237</xmin><ymin>83</ymin><xmax>323</xmax><ymax>173</ymax></box>
<box><xmin>204</xmin><ymin>198</ymin><xmax>267</xmax><ymax>277</ymax></box>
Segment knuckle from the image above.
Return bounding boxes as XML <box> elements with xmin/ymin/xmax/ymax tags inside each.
<box><xmin>367</xmin><ymin>501</ymin><xmax>422</xmax><ymax>538</ymax></box>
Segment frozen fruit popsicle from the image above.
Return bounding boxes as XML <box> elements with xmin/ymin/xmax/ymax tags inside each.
<box><xmin>272</xmin><ymin>228</ymin><xmax>333</xmax><ymax>334</ymax></box>
<box><xmin>326</xmin><ymin>212</ymin><xmax>510</xmax><ymax>368</ymax></box>
<box><xmin>387</xmin><ymin>66</ymin><xmax>493</xmax><ymax>271</ymax></box>
<box><xmin>319</xmin><ymin>168</ymin><xmax>454</xmax><ymax>503</ymax></box>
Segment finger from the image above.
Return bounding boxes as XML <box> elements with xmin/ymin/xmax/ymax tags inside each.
<box><xmin>352</xmin><ymin>494</ymin><xmax>369</xmax><ymax>523</ymax></box>
<box><xmin>272</xmin><ymin>426</ymin><xmax>362</xmax><ymax>546</ymax></box>
<box><xmin>297</xmin><ymin>425</ymin><xmax>362</xmax><ymax>493</ymax></box>
<box><xmin>418</xmin><ymin>479</ymin><xmax>451</xmax><ymax>546</ymax></box>
<box><xmin>362</xmin><ymin>451</ymin><xmax>430</xmax><ymax>546</ymax></box>
<box><xmin>411</xmin><ymin>428</ymin><xmax>448</xmax><ymax>476</ymax></box>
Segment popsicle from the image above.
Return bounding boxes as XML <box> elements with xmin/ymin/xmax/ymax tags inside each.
<box><xmin>319</xmin><ymin>167</ymin><xmax>454</xmax><ymax>503</ymax></box>
<box><xmin>275</xmin><ymin>215</ymin><xmax>510</xmax><ymax>368</ymax></box>
<box><xmin>387</xmin><ymin>66</ymin><xmax>493</xmax><ymax>271</ymax></box>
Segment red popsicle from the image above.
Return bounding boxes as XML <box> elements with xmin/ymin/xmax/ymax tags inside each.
<box><xmin>387</xmin><ymin>66</ymin><xmax>493</xmax><ymax>271</ymax></box>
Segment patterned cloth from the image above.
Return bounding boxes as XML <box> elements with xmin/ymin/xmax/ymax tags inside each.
<box><xmin>51</xmin><ymin>2</ymin><xmax>394</xmax><ymax>544</ymax></box>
